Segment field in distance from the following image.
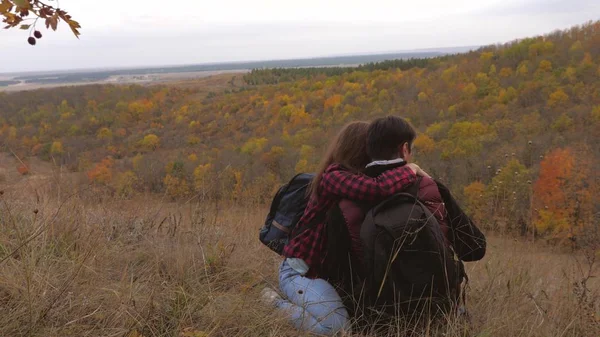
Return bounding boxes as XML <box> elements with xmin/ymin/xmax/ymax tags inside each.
<box><xmin>0</xmin><ymin>50</ymin><xmax>456</xmax><ymax>91</ymax></box>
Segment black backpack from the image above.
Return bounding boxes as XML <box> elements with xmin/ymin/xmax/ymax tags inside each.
<box><xmin>259</xmin><ymin>173</ymin><xmax>314</xmax><ymax>255</ymax></box>
<box><xmin>360</xmin><ymin>179</ymin><xmax>465</xmax><ymax>319</ymax></box>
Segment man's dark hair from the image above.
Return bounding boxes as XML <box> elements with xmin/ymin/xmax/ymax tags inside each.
<box><xmin>367</xmin><ymin>116</ymin><xmax>417</xmax><ymax>160</ymax></box>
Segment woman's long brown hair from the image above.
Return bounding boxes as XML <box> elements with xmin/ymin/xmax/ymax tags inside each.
<box><xmin>308</xmin><ymin>121</ymin><xmax>371</xmax><ymax>199</ymax></box>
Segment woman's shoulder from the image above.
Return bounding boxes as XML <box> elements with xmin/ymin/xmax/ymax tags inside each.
<box><xmin>324</xmin><ymin>163</ymin><xmax>346</xmax><ymax>173</ymax></box>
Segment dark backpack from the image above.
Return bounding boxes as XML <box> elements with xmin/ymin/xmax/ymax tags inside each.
<box><xmin>360</xmin><ymin>179</ymin><xmax>465</xmax><ymax>319</ymax></box>
<box><xmin>259</xmin><ymin>173</ymin><xmax>314</xmax><ymax>255</ymax></box>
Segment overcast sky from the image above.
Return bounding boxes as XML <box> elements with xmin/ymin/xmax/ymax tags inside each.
<box><xmin>1</xmin><ymin>0</ymin><xmax>599</xmax><ymax>73</ymax></box>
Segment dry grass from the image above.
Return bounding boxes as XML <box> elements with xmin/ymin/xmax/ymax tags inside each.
<box><xmin>0</xmin><ymin>183</ymin><xmax>598</xmax><ymax>337</ymax></box>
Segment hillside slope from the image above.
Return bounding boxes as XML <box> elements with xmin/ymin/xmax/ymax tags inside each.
<box><xmin>1</xmin><ymin>21</ymin><xmax>599</xmax><ymax>239</ymax></box>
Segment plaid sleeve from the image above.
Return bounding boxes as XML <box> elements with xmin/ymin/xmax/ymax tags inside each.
<box><xmin>320</xmin><ymin>164</ymin><xmax>416</xmax><ymax>202</ymax></box>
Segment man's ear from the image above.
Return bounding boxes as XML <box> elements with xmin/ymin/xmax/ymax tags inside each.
<box><xmin>396</xmin><ymin>144</ymin><xmax>405</xmax><ymax>159</ymax></box>
<box><xmin>402</xmin><ymin>142</ymin><xmax>411</xmax><ymax>158</ymax></box>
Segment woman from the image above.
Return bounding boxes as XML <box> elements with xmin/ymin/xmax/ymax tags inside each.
<box><xmin>263</xmin><ymin>121</ymin><xmax>427</xmax><ymax>335</ymax></box>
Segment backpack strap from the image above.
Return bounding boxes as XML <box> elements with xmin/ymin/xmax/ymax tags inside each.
<box><xmin>459</xmin><ymin>264</ymin><xmax>470</xmax><ymax>318</ymax></box>
<box><xmin>370</xmin><ymin>176</ymin><xmax>423</xmax><ymax>217</ymax></box>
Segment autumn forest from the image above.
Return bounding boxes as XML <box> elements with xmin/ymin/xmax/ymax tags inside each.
<box><xmin>1</xmin><ymin>21</ymin><xmax>600</xmax><ymax>244</ymax></box>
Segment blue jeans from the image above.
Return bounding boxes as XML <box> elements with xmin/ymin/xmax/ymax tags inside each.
<box><xmin>276</xmin><ymin>259</ymin><xmax>350</xmax><ymax>335</ymax></box>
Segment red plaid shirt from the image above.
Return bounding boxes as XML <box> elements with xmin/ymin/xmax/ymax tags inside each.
<box><xmin>283</xmin><ymin>163</ymin><xmax>417</xmax><ymax>277</ymax></box>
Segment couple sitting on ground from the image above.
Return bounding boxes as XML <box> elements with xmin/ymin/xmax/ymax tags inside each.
<box><xmin>261</xmin><ymin>116</ymin><xmax>486</xmax><ymax>335</ymax></box>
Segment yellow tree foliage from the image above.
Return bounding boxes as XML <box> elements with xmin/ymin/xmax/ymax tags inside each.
<box><xmin>499</xmin><ymin>67</ymin><xmax>513</xmax><ymax>77</ymax></box>
<box><xmin>591</xmin><ymin>105</ymin><xmax>600</xmax><ymax>124</ymax></box>
<box><xmin>115</xmin><ymin>171</ymin><xmax>138</xmax><ymax>198</ymax></box>
<box><xmin>441</xmin><ymin>66</ymin><xmax>457</xmax><ymax>83</ymax></box>
<box><xmin>8</xmin><ymin>126</ymin><xmax>17</xmax><ymax>140</ymax></box>
<box><xmin>484</xmin><ymin>159</ymin><xmax>530</xmax><ymax>231</ymax></box>
<box><xmin>425</xmin><ymin>122</ymin><xmax>448</xmax><ymax>140</ymax></box>
<box><xmin>537</xmin><ymin>60</ymin><xmax>552</xmax><ymax>73</ymax></box>
<box><xmin>164</xmin><ymin>174</ymin><xmax>190</xmax><ymax>200</ymax></box>
<box><xmin>462</xmin><ymin>83</ymin><xmax>477</xmax><ymax>97</ymax></box>
<box><xmin>50</xmin><ymin>141</ymin><xmax>64</xmax><ymax>155</ymax></box>
<box><xmin>289</xmin><ymin>107</ymin><xmax>312</xmax><ymax>127</ymax></box>
<box><xmin>480</xmin><ymin>52</ymin><xmax>494</xmax><ymax>62</ymax></box>
<box><xmin>96</xmin><ymin>127</ymin><xmax>113</xmax><ymax>141</ymax></box>
<box><xmin>132</xmin><ymin>154</ymin><xmax>144</xmax><ymax>171</ymax></box>
<box><xmin>299</xmin><ymin>145</ymin><xmax>314</xmax><ymax>160</ymax></box>
<box><xmin>463</xmin><ymin>181</ymin><xmax>487</xmax><ymax>223</ymax></box>
<box><xmin>187</xmin><ymin>136</ymin><xmax>201</xmax><ymax>146</ymax></box>
<box><xmin>241</xmin><ymin>137</ymin><xmax>268</xmax><ymax>155</ymax></box>
<box><xmin>547</xmin><ymin>89</ymin><xmax>569</xmax><ymax>108</ymax></box>
<box><xmin>295</xmin><ymin>159</ymin><xmax>309</xmax><ymax>174</ymax></box>
<box><xmin>127</xmin><ymin>100</ymin><xmax>155</xmax><ymax>122</ymax></box>
<box><xmin>551</xmin><ymin>113</ymin><xmax>573</xmax><ymax>133</ymax></box>
<box><xmin>517</xmin><ymin>62</ymin><xmax>529</xmax><ymax>76</ymax></box>
<box><xmin>443</xmin><ymin>121</ymin><xmax>494</xmax><ymax>158</ymax></box>
<box><xmin>193</xmin><ymin>163</ymin><xmax>213</xmax><ymax>191</ymax></box>
<box><xmin>413</xmin><ymin>134</ymin><xmax>436</xmax><ymax>154</ymax></box>
<box><xmin>139</xmin><ymin>134</ymin><xmax>160</xmax><ymax>151</ymax></box>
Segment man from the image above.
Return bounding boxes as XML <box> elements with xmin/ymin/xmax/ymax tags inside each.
<box><xmin>363</xmin><ymin>115</ymin><xmax>486</xmax><ymax>262</ymax></box>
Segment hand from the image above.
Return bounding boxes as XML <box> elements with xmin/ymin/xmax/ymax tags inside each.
<box><xmin>407</xmin><ymin>163</ymin><xmax>431</xmax><ymax>178</ymax></box>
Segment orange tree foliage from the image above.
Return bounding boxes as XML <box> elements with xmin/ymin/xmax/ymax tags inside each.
<box><xmin>533</xmin><ymin>147</ymin><xmax>595</xmax><ymax>238</ymax></box>
<box><xmin>1</xmin><ymin>21</ymin><xmax>599</xmax><ymax>235</ymax></box>
<box><xmin>87</xmin><ymin>157</ymin><xmax>114</xmax><ymax>185</ymax></box>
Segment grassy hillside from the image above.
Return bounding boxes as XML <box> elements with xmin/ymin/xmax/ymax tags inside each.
<box><xmin>0</xmin><ymin>186</ymin><xmax>598</xmax><ymax>336</ymax></box>
<box><xmin>1</xmin><ymin>21</ymin><xmax>599</xmax><ymax>241</ymax></box>
<box><xmin>0</xmin><ymin>21</ymin><xmax>599</xmax><ymax>337</ymax></box>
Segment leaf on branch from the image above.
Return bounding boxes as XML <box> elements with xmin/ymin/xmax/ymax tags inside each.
<box><xmin>11</xmin><ymin>0</ymin><xmax>29</xmax><ymax>10</ymax></box>
<box><xmin>17</xmin><ymin>7</ymin><xmax>28</xmax><ymax>17</ymax></box>
<box><xmin>45</xmin><ymin>14</ymin><xmax>57</xmax><ymax>30</ymax></box>
<box><xmin>19</xmin><ymin>23</ymin><xmax>29</xmax><ymax>29</ymax></box>
<box><xmin>2</xmin><ymin>12</ymin><xmax>22</xmax><ymax>27</ymax></box>
<box><xmin>0</xmin><ymin>1</ymin><xmax>13</xmax><ymax>13</ymax></box>
<box><xmin>38</xmin><ymin>6</ymin><xmax>52</xmax><ymax>18</ymax></box>
<box><xmin>67</xmin><ymin>19</ymin><xmax>81</xmax><ymax>38</ymax></box>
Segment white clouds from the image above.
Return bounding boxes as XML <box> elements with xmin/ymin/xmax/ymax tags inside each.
<box><xmin>0</xmin><ymin>0</ymin><xmax>598</xmax><ymax>72</ymax></box>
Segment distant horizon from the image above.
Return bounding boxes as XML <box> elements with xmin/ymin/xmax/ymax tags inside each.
<box><xmin>0</xmin><ymin>45</ymin><xmax>478</xmax><ymax>77</ymax></box>
<box><xmin>3</xmin><ymin>0</ymin><xmax>597</xmax><ymax>73</ymax></box>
